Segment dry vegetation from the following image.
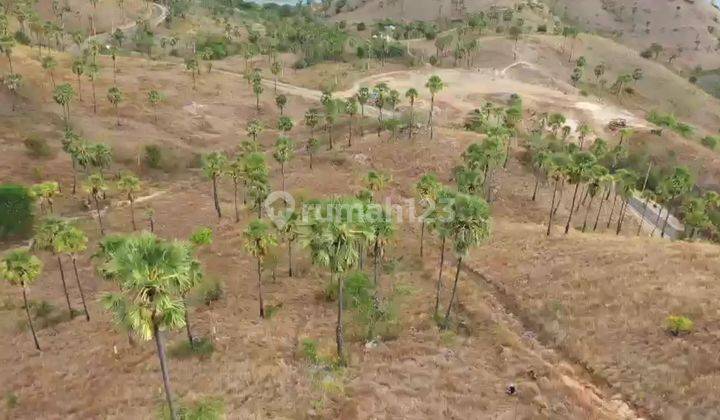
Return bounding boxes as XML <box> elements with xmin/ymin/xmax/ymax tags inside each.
<box><xmin>2</xmin><ymin>1</ymin><xmax>720</xmax><ymax>419</ymax></box>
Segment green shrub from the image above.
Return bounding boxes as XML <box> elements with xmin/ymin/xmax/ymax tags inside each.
<box><xmin>356</xmin><ymin>22</ymin><xmax>366</xmax><ymax>31</ymax></box>
<box><xmin>300</xmin><ymin>338</ymin><xmax>320</xmax><ymax>364</ymax></box>
<box><xmin>665</xmin><ymin>315</ymin><xmax>694</xmax><ymax>336</ymax></box>
<box><xmin>23</xmin><ymin>136</ymin><xmax>53</xmax><ymax>158</ymax></box>
<box><xmin>14</xmin><ymin>30</ymin><xmax>31</xmax><ymax>45</ymax></box>
<box><xmin>144</xmin><ymin>144</ymin><xmax>162</xmax><ymax>168</ymax></box>
<box><xmin>5</xmin><ymin>392</ymin><xmax>18</xmax><ymax>409</ymax></box>
<box><xmin>197</xmin><ymin>277</ymin><xmax>223</xmax><ymax>305</ymax></box>
<box><xmin>162</xmin><ymin>396</ymin><xmax>224</xmax><ymax>420</ymax></box>
<box><xmin>0</xmin><ymin>184</ymin><xmax>34</xmax><ymax>240</ymax></box>
<box><xmin>647</xmin><ymin>111</ymin><xmax>694</xmax><ymax>138</ymax></box>
<box><xmin>169</xmin><ymin>337</ymin><xmax>215</xmax><ymax>359</ymax></box>
<box><xmin>701</xmin><ymin>136</ymin><xmax>719</xmax><ymax>150</ymax></box>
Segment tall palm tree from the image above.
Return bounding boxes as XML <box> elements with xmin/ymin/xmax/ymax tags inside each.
<box><xmin>107</xmin><ymin>86</ymin><xmax>124</xmax><ymax>127</ymax></box>
<box><xmin>304</xmin><ymin>108</ymin><xmax>320</xmax><ymax>137</ymax></box>
<box><xmin>148</xmin><ymin>90</ymin><xmax>164</xmax><ymax>123</ymax></box>
<box><xmin>582</xmin><ymin>165</ymin><xmax>609</xmax><ymax>232</ymax></box>
<box><xmin>273</xmin><ymin>136</ymin><xmax>295</xmax><ymax>191</ymax></box>
<box><xmin>55</xmin><ymin>225</ymin><xmax>90</xmax><ymax>321</ymax></box>
<box><xmin>276</xmin><ymin>209</ymin><xmax>299</xmax><ymax>277</ymax></box>
<box><xmin>86</xmin><ymin>62</ymin><xmax>100</xmax><ymax>114</ymax></box>
<box><xmin>306</xmin><ymin>137</ymin><xmax>319</xmax><ymax>170</ymax></box>
<box><xmin>356</xmin><ymin>87</ymin><xmax>370</xmax><ymax>137</ymax></box>
<box><xmin>246</xmin><ymin>119</ymin><xmax>264</xmax><ymax>143</ymax></box>
<box><xmin>426</xmin><ymin>75</ymin><xmax>445</xmax><ymax>140</ymax></box>
<box><xmin>367</xmin><ymin>208</ymin><xmax>394</xmax><ymax>287</ymax></box>
<box><xmin>226</xmin><ymin>156</ymin><xmax>244</xmax><ymax>223</ymax></box>
<box><xmin>564</xmin><ymin>151</ymin><xmax>597</xmax><ymax>234</ymax></box>
<box><xmin>117</xmin><ymin>173</ymin><xmax>141</xmax><ymax>230</ymax></box>
<box><xmin>71</xmin><ymin>57</ymin><xmax>85</xmax><ymax>102</ymax></box>
<box><xmin>405</xmin><ymin>88</ymin><xmax>419</xmax><ymax>139</ymax></box>
<box><xmin>546</xmin><ymin>152</ymin><xmax>570</xmax><ymax>236</ymax></box>
<box><xmin>275</xmin><ymin>94</ymin><xmax>287</xmax><ymax>115</ymax></box>
<box><xmin>34</xmin><ymin>217</ymin><xmax>75</xmax><ymax>316</ymax></box>
<box><xmin>429</xmin><ymin>188</ymin><xmax>456</xmax><ymax>315</ymax></box>
<box><xmin>1</xmin><ymin>249</ymin><xmax>43</xmax><ymax>350</ymax></box>
<box><xmin>243</xmin><ymin>220</ymin><xmax>278</xmax><ymax>319</ymax></box>
<box><xmin>53</xmin><ymin>83</ymin><xmax>76</xmax><ymax>127</ymax></box>
<box><xmin>84</xmin><ymin>173</ymin><xmax>108</xmax><ymax>236</ymax></box>
<box><xmin>41</xmin><ymin>55</ymin><xmax>57</xmax><ymax>88</ymax></box>
<box><xmin>101</xmin><ymin>233</ymin><xmax>194</xmax><ymax>420</ymax></box>
<box><xmin>443</xmin><ymin>193</ymin><xmax>491</xmax><ymax>327</ymax></box>
<box><xmin>300</xmin><ymin>198</ymin><xmax>374</xmax><ymax>365</ymax></box>
<box><xmin>345</xmin><ymin>97</ymin><xmax>359</xmax><ymax>147</ymax></box>
<box><xmin>202</xmin><ymin>152</ymin><xmax>228</xmax><ymax>219</ymax></box>
<box><xmin>614</xmin><ymin>169</ymin><xmax>639</xmax><ymax>235</ymax></box>
<box><xmin>364</xmin><ymin>170</ymin><xmax>389</xmax><ymax>200</ymax></box>
<box><xmin>415</xmin><ymin>173</ymin><xmax>442</xmax><ymax>257</ymax></box>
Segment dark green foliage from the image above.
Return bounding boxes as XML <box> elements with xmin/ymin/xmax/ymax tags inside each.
<box><xmin>356</xmin><ymin>22</ymin><xmax>366</xmax><ymax>31</ymax></box>
<box><xmin>23</xmin><ymin>136</ymin><xmax>53</xmax><ymax>158</ymax></box>
<box><xmin>701</xmin><ymin>136</ymin><xmax>719</xmax><ymax>150</ymax></box>
<box><xmin>195</xmin><ymin>36</ymin><xmax>235</xmax><ymax>59</ymax></box>
<box><xmin>144</xmin><ymin>145</ymin><xmax>162</xmax><ymax>169</ymax></box>
<box><xmin>196</xmin><ymin>277</ymin><xmax>223</xmax><ymax>306</ymax></box>
<box><xmin>0</xmin><ymin>184</ymin><xmax>34</xmax><ymax>240</ymax></box>
<box><xmin>169</xmin><ymin>337</ymin><xmax>215</xmax><ymax>359</ymax></box>
<box><xmin>13</xmin><ymin>30</ymin><xmax>31</xmax><ymax>45</ymax></box>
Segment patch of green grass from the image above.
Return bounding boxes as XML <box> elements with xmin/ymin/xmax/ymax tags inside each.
<box><xmin>264</xmin><ymin>303</ymin><xmax>283</xmax><ymax>319</ymax></box>
<box><xmin>5</xmin><ymin>392</ymin><xmax>18</xmax><ymax>409</ymax></box>
<box><xmin>665</xmin><ymin>315</ymin><xmax>694</xmax><ymax>336</ymax></box>
<box><xmin>161</xmin><ymin>396</ymin><xmax>225</xmax><ymax>420</ymax></box>
<box><xmin>647</xmin><ymin>110</ymin><xmax>694</xmax><ymax>138</ymax></box>
<box><xmin>196</xmin><ymin>277</ymin><xmax>224</xmax><ymax>306</ymax></box>
<box><xmin>169</xmin><ymin>337</ymin><xmax>215</xmax><ymax>360</ymax></box>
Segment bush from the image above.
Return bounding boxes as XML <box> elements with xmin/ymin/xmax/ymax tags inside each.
<box><xmin>162</xmin><ymin>397</ymin><xmax>224</xmax><ymax>420</ymax></box>
<box><xmin>665</xmin><ymin>315</ymin><xmax>694</xmax><ymax>336</ymax></box>
<box><xmin>0</xmin><ymin>184</ymin><xmax>34</xmax><ymax>240</ymax></box>
<box><xmin>23</xmin><ymin>136</ymin><xmax>53</xmax><ymax>158</ymax></box>
<box><xmin>292</xmin><ymin>59</ymin><xmax>309</xmax><ymax>69</ymax></box>
<box><xmin>537</xmin><ymin>24</ymin><xmax>547</xmax><ymax>33</ymax></box>
<box><xmin>169</xmin><ymin>337</ymin><xmax>215</xmax><ymax>359</ymax></box>
<box><xmin>299</xmin><ymin>338</ymin><xmax>319</xmax><ymax>364</ymax></box>
<box><xmin>14</xmin><ymin>30</ymin><xmax>31</xmax><ymax>45</ymax></box>
<box><xmin>144</xmin><ymin>144</ymin><xmax>162</xmax><ymax>168</ymax></box>
<box><xmin>197</xmin><ymin>277</ymin><xmax>224</xmax><ymax>306</ymax></box>
<box><xmin>356</xmin><ymin>22</ymin><xmax>366</xmax><ymax>31</ymax></box>
<box><xmin>701</xmin><ymin>136</ymin><xmax>719</xmax><ymax>150</ymax></box>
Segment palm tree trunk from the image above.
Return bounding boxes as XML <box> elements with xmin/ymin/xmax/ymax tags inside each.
<box><xmin>434</xmin><ymin>237</ymin><xmax>446</xmax><ymax>315</ymax></box>
<box><xmin>429</xmin><ymin>96</ymin><xmax>435</xmax><ymax>140</ymax></box>
<box><xmin>77</xmin><ymin>76</ymin><xmax>82</xmax><ymax>101</ymax></box>
<box><xmin>606</xmin><ymin>194</ymin><xmax>618</xmax><ymax>228</ymax></box>
<box><xmin>552</xmin><ymin>180</ymin><xmax>565</xmax><ymax>217</ymax></box>
<box><xmin>328</xmin><ymin>125</ymin><xmax>334</xmax><ymax>150</ymax></box>
<box><xmin>71</xmin><ymin>256</ymin><xmax>90</xmax><ymax>321</ymax></box>
<box><xmin>348</xmin><ymin>117</ymin><xmax>353</xmax><ymax>147</ymax></box>
<box><xmin>443</xmin><ymin>257</ymin><xmax>463</xmax><ymax>327</ymax></box>
<box><xmin>93</xmin><ymin>195</ymin><xmax>105</xmax><ymax>236</ymax></box>
<box><xmin>661</xmin><ymin>207</ymin><xmax>672</xmax><ymax>238</ymax></box>
<box><xmin>212</xmin><ymin>176</ymin><xmax>221</xmax><ymax>219</ymax></box>
<box><xmin>564</xmin><ymin>183</ymin><xmax>580</xmax><ymax>234</ymax></box>
<box><xmin>360</xmin><ymin>105</ymin><xmax>365</xmax><ymax>137</ymax></box>
<box><xmin>409</xmin><ymin>103</ymin><xmax>415</xmax><ymax>140</ymax></box>
<box><xmin>288</xmin><ymin>239</ymin><xmax>293</xmax><ymax>277</ymax></box>
<box><xmin>115</xmin><ymin>106</ymin><xmax>120</xmax><ymax>127</ymax></box>
<box><xmin>92</xmin><ymin>81</ymin><xmax>97</xmax><ymax>114</ymax></box>
<box><xmin>547</xmin><ymin>180</ymin><xmax>559</xmax><ymax>236</ymax></box>
<box><xmin>129</xmin><ymin>197</ymin><xmax>137</xmax><ymax>230</ymax></box>
<box><xmin>650</xmin><ymin>207</ymin><xmax>663</xmax><ymax>237</ymax></box>
<box><xmin>233</xmin><ymin>182</ymin><xmax>239</xmax><ymax>223</ymax></box>
<box><xmin>616</xmin><ymin>201</ymin><xmax>627</xmax><ymax>235</ymax></box>
<box><xmin>336</xmin><ymin>272</ymin><xmax>346</xmax><ymax>366</ymax></box>
<box><xmin>373</xmin><ymin>238</ymin><xmax>380</xmax><ymax>286</ymax></box>
<box><xmin>637</xmin><ymin>199</ymin><xmax>649</xmax><ymax>236</ymax></box>
<box><xmin>419</xmin><ymin>220</ymin><xmax>425</xmax><ymax>257</ymax></box>
<box><xmin>71</xmin><ymin>160</ymin><xmax>77</xmax><ymax>195</ymax></box>
<box><xmin>22</xmin><ymin>285</ymin><xmax>41</xmax><ymax>350</ymax></box>
<box><xmin>309</xmin><ymin>152</ymin><xmax>313</xmax><ymax>170</ymax></box>
<box><xmin>57</xmin><ymin>255</ymin><xmax>74</xmax><ymax>317</ymax></box>
<box><xmin>153</xmin><ymin>320</ymin><xmax>177</xmax><ymax>420</ymax></box>
<box><xmin>183</xmin><ymin>299</ymin><xmax>194</xmax><ymax>346</ymax></box>
<box><xmin>49</xmin><ymin>70</ymin><xmax>56</xmax><ymax>88</ymax></box>
<box><xmin>593</xmin><ymin>191</ymin><xmax>606</xmax><ymax>231</ymax></box>
<box><xmin>531</xmin><ymin>174</ymin><xmax>540</xmax><ymax>201</ymax></box>
<box><xmin>257</xmin><ymin>259</ymin><xmax>265</xmax><ymax>318</ymax></box>
<box><xmin>281</xmin><ymin>163</ymin><xmax>285</xmax><ymax>191</ymax></box>
<box><xmin>581</xmin><ymin>194</ymin><xmax>595</xmax><ymax>232</ymax></box>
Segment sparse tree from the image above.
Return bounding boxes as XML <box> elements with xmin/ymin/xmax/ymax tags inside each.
<box><xmin>426</xmin><ymin>75</ymin><xmax>445</xmax><ymax>140</ymax></box>
<box><xmin>273</xmin><ymin>136</ymin><xmax>295</xmax><ymax>191</ymax></box>
<box><xmin>55</xmin><ymin>225</ymin><xmax>90</xmax><ymax>321</ymax></box>
<box><xmin>147</xmin><ymin>89</ymin><xmax>164</xmax><ymax>123</ymax></box>
<box><xmin>243</xmin><ymin>219</ymin><xmax>278</xmax><ymax>319</ymax></box>
<box><xmin>345</xmin><ymin>97</ymin><xmax>359</xmax><ymax>146</ymax></box>
<box><xmin>405</xmin><ymin>88</ymin><xmax>419</xmax><ymax>139</ymax></box>
<box><xmin>34</xmin><ymin>217</ymin><xmax>74</xmax><ymax>317</ymax></box>
<box><xmin>106</xmin><ymin>86</ymin><xmax>124</xmax><ymax>127</ymax></box>
<box><xmin>84</xmin><ymin>173</ymin><xmax>108</xmax><ymax>235</ymax></box>
<box><xmin>275</xmin><ymin>94</ymin><xmax>287</xmax><ymax>115</ymax></box>
<box><xmin>202</xmin><ymin>152</ymin><xmax>228</xmax><ymax>219</ymax></box>
<box><xmin>53</xmin><ymin>83</ymin><xmax>76</xmax><ymax>126</ymax></box>
<box><xmin>1</xmin><ymin>249</ymin><xmax>43</xmax><ymax>350</ymax></box>
<box><xmin>117</xmin><ymin>173</ymin><xmax>141</xmax><ymax>230</ymax></box>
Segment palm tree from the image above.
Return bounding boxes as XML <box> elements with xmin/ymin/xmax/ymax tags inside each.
<box><xmin>443</xmin><ymin>193</ymin><xmax>491</xmax><ymax>326</ymax></box>
<box><xmin>147</xmin><ymin>90</ymin><xmax>164</xmax><ymax>123</ymax></box>
<box><xmin>387</xmin><ymin>89</ymin><xmax>400</xmax><ymax>119</ymax></box>
<box><xmin>252</xmin><ymin>78</ymin><xmax>264</xmax><ymax>112</ymax></box>
<box><xmin>276</xmin><ymin>209</ymin><xmax>299</xmax><ymax>277</ymax></box>
<box><xmin>243</xmin><ymin>220</ymin><xmax>278</xmax><ymax>319</ymax></box>
<box><xmin>34</xmin><ymin>217</ymin><xmax>75</xmax><ymax>317</ymax></box>
<box><xmin>247</xmin><ymin>119</ymin><xmax>264</xmax><ymax>143</ymax></box>
<box><xmin>546</xmin><ymin>152</ymin><xmax>570</xmax><ymax>236</ymax></box>
<box><xmin>107</xmin><ymin>86</ymin><xmax>124</xmax><ymax>127</ymax></box>
<box><xmin>614</xmin><ymin>169</ymin><xmax>639</xmax><ymax>235</ymax></box>
<box><xmin>88</xmin><ymin>143</ymin><xmax>112</xmax><ymax>176</ymax></box>
<box><xmin>83</xmin><ymin>62</ymin><xmax>99</xmax><ymax>114</ymax></box>
<box><xmin>659</xmin><ymin>167</ymin><xmax>693</xmax><ymax>238</ymax></box>
<box><xmin>53</xmin><ymin>83</ymin><xmax>76</xmax><ymax>127</ymax></box>
<box><xmin>324</xmin><ymin>98</ymin><xmax>340</xmax><ymax>150</ymax></box>
<box><xmin>428</xmin><ymin>188</ymin><xmax>455</xmax><ymax>314</ymax></box>
<box><xmin>101</xmin><ymin>233</ymin><xmax>195</xmax><ymax>420</ymax></box>
<box><xmin>564</xmin><ymin>151</ymin><xmax>597</xmax><ymax>234</ymax></box>
<box><xmin>304</xmin><ymin>108</ymin><xmax>320</xmax><ymax>137</ymax></box>
<box><xmin>300</xmin><ymin>198</ymin><xmax>374</xmax><ymax>365</ymax></box>
<box><xmin>1</xmin><ymin>249</ymin><xmax>43</xmax><ymax>350</ymax></box>
<box><xmin>275</xmin><ymin>94</ymin><xmax>287</xmax><ymax>115</ymax></box>
<box><xmin>4</xmin><ymin>72</ymin><xmax>22</xmax><ymax>111</ymax></box>
<box><xmin>117</xmin><ymin>173</ymin><xmax>141</xmax><ymax>230</ymax></box>
<box><xmin>226</xmin><ymin>157</ymin><xmax>244</xmax><ymax>223</ymax></box>
<box><xmin>270</xmin><ymin>60</ymin><xmax>281</xmax><ymax>93</ymax></box>
<box><xmin>367</xmin><ymin>208</ymin><xmax>394</xmax><ymax>287</ymax></box>
<box><xmin>356</xmin><ymin>87</ymin><xmax>370</xmax><ymax>137</ymax></box>
<box><xmin>244</xmin><ymin>153</ymin><xmax>270</xmax><ymax>218</ymax></box>
<box><xmin>273</xmin><ymin>136</ymin><xmax>295</xmax><ymax>191</ymax></box>
<box><xmin>41</xmin><ymin>55</ymin><xmax>57</xmax><ymax>88</ymax></box>
<box><xmin>405</xmin><ymin>88</ymin><xmax>419</xmax><ymax>139</ymax></box>
<box><xmin>0</xmin><ymin>34</ymin><xmax>16</xmax><ymax>73</ymax></box>
<box><xmin>278</xmin><ymin>116</ymin><xmax>294</xmax><ymax>134</ymax></box>
<box><xmin>530</xmin><ymin>149</ymin><xmax>550</xmax><ymax>201</ymax></box>
<box><xmin>71</xmin><ymin>58</ymin><xmax>85</xmax><ymax>102</ymax></box>
<box><xmin>415</xmin><ymin>173</ymin><xmax>442</xmax><ymax>257</ymax></box>
<box><xmin>576</xmin><ymin>123</ymin><xmax>592</xmax><ymax>149</ymax></box>
<box><xmin>55</xmin><ymin>225</ymin><xmax>90</xmax><ymax>321</ymax></box>
<box><xmin>185</xmin><ymin>57</ymin><xmax>199</xmax><ymax>90</ymax></box>
<box><xmin>30</xmin><ymin>181</ymin><xmax>60</xmax><ymax>214</ymax></box>
<box><xmin>202</xmin><ymin>152</ymin><xmax>228</xmax><ymax>219</ymax></box>
<box><xmin>345</xmin><ymin>97</ymin><xmax>359</xmax><ymax>147</ymax></box>
<box><xmin>84</xmin><ymin>173</ymin><xmax>108</xmax><ymax>235</ymax></box>
<box><xmin>306</xmin><ymin>137</ymin><xmax>319</xmax><ymax>170</ymax></box>
<box><xmin>364</xmin><ymin>170</ymin><xmax>389</xmax><ymax>200</ymax></box>
<box><xmin>426</xmin><ymin>75</ymin><xmax>445</xmax><ymax>140</ymax></box>
<box><xmin>582</xmin><ymin>165</ymin><xmax>609</xmax><ymax>232</ymax></box>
